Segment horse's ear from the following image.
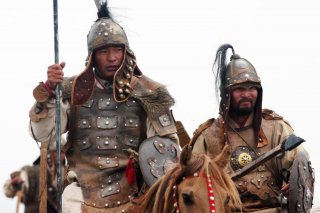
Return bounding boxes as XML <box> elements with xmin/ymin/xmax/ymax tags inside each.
<box><xmin>180</xmin><ymin>144</ymin><xmax>192</xmax><ymax>166</ymax></box>
<box><xmin>215</xmin><ymin>145</ymin><xmax>232</xmax><ymax>168</ymax></box>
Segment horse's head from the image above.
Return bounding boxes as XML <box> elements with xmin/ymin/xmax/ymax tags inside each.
<box><xmin>128</xmin><ymin>145</ymin><xmax>241</xmax><ymax>213</ymax></box>
<box><xmin>175</xmin><ymin>144</ymin><xmax>242</xmax><ymax>213</ymax></box>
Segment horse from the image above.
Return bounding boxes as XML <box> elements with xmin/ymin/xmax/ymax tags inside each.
<box><xmin>127</xmin><ymin>144</ymin><xmax>242</xmax><ymax>213</ymax></box>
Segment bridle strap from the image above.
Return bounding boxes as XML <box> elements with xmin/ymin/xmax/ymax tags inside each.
<box><xmin>173</xmin><ymin>172</ymin><xmax>217</xmax><ymax>213</ymax></box>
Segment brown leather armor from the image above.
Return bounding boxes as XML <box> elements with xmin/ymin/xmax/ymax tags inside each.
<box><xmin>67</xmin><ymin>84</ymin><xmax>147</xmax><ymax>208</ymax></box>
<box><xmin>192</xmin><ymin>109</ymin><xmax>300</xmax><ymax>212</ymax></box>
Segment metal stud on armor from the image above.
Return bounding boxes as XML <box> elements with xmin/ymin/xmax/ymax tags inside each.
<box><xmin>68</xmin><ymin>85</ymin><xmax>147</xmax><ymax>208</ymax></box>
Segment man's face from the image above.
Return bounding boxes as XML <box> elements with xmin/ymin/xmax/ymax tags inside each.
<box><xmin>230</xmin><ymin>84</ymin><xmax>258</xmax><ymax>116</ymax></box>
<box><xmin>94</xmin><ymin>45</ymin><xmax>124</xmax><ymax>79</ymax></box>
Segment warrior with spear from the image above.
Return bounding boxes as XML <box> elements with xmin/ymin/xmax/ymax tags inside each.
<box><xmin>29</xmin><ymin>1</ymin><xmax>180</xmax><ymax>212</ymax></box>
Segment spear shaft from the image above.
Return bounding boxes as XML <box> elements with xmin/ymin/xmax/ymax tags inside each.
<box><xmin>53</xmin><ymin>0</ymin><xmax>62</xmax><ymax>212</ymax></box>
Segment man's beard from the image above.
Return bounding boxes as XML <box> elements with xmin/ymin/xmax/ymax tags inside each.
<box><xmin>231</xmin><ymin>99</ymin><xmax>255</xmax><ymax>116</ymax></box>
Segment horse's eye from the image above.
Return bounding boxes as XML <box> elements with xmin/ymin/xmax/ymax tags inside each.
<box><xmin>182</xmin><ymin>193</ymin><xmax>194</xmax><ymax>206</ymax></box>
<box><xmin>224</xmin><ymin>195</ymin><xmax>230</xmax><ymax>206</ymax></box>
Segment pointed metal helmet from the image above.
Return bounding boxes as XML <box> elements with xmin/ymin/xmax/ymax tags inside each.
<box><xmin>87</xmin><ymin>1</ymin><xmax>129</xmax><ymax>57</ymax></box>
<box><xmin>225</xmin><ymin>54</ymin><xmax>261</xmax><ymax>88</ymax></box>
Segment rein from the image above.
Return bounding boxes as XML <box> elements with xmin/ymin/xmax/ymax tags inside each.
<box><xmin>173</xmin><ymin>172</ymin><xmax>217</xmax><ymax>213</ymax></box>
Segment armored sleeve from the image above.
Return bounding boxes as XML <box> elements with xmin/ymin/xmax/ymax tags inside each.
<box><xmin>131</xmin><ymin>75</ymin><xmax>177</xmax><ymax>138</ymax></box>
<box><xmin>29</xmin><ymin>78</ymin><xmax>73</xmax><ymax>146</ymax></box>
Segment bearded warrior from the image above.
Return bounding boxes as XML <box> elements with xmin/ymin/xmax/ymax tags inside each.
<box><xmin>192</xmin><ymin>44</ymin><xmax>314</xmax><ymax>212</ymax></box>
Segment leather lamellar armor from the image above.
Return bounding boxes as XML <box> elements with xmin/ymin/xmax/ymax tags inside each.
<box><xmin>67</xmin><ymin>84</ymin><xmax>147</xmax><ymax>208</ymax></box>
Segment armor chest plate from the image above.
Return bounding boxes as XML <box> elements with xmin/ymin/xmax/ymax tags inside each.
<box><xmin>69</xmin><ymin>86</ymin><xmax>147</xmax><ymax>154</ymax></box>
<box><xmin>67</xmin><ymin>85</ymin><xmax>147</xmax><ymax>208</ymax></box>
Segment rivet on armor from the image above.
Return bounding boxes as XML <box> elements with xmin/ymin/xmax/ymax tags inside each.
<box><xmin>194</xmin><ymin>173</ymin><xmax>198</xmax><ymax>177</ymax></box>
<box><xmin>115</xmin><ymin>163</ymin><xmax>119</xmax><ymax>166</ymax></box>
<box><xmin>83</xmin><ymin>141</ymin><xmax>87</xmax><ymax>144</ymax></box>
<box><xmin>121</xmin><ymin>210</ymin><xmax>125</xmax><ymax>213</ymax></box>
<box><xmin>303</xmin><ymin>166</ymin><xmax>307</xmax><ymax>170</ymax></box>
<box><xmin>106</xmin><ymin>101</ymin><xmax>110</xmax><ymax>105</ymax></box>
<box><xmin>105</xmin><ymin>121</ymin><xmax>109</xmax><ymax>125</ymax></box>
<box><xmin>93</xmin><ymin>203</ymin><xmax>96</xmax><ymax>206</ymax></box>
<box><xmin>258</xmin><ymin>179</ymin><xmax>261</xmax><ymax>182</ymax></box>
<box><xmin>108</xmin><ymin>187</ymin><xmax>112</xmax><ymax>191</ymax></box>
<box><xmin>104</xmin><ymin>32</ymin><xmax>108</xmax><ymax>36</ymax></box>
<box><xmin>117</xmin><ymin>201</ymin><xmax>121</xmax><ymax>205</ymax></box>
<box><xmin>125</xmin><ymin>88</ymin><xmax>130</xmax><ymax>93</ymax></box>
<box><xmin>82</xmin><ymin>120</ymin><xmax>87</xmax><ymax>125</ymax></box>
<box><xmin>105</xmin><ymin>203</ymin><xmax>109</xmax><ymax>207</ymax></box>
<box><xmin>118</xmin><ymin>88</ymin><xmax>123</xmax><ymax>93</ymax></box>
<box><xmin>105</xmin><ymin>141</ymin><xmax>109</xmax><ymax>145</ymax></box>
<box><xmin>129</xmin><ymin>119</ymin><xmax>133</xmax><ymax>124</ymax></box>
<box><xmin>239</xmin><ymin>183</ymin><xmax>242</xmax><ymax>186</ymax></box>
<box><xmin>258</xmin><ymin>152</ymin><xmax>261</xmax><ymax>155</ymax></box>
<box><xmin>106</xmin><ymin>160</ymin><xmax>110</xmax><ymax>164</ymax></box>
<box><xmin>118</xmin><ymin>80</ymin><xmax>124</xmax><ymax>86</ymax></box>
<box><xmin>126</xmin><ymin>73</ymin><xmax>131</xmax><ymax>78</ymax></box>
<box><xmin>261</xmin><ymin>175</ymin><xmax>264</xmax><ymax>178</ymax></box>
<box><xmin>114</xmin><ymin>146</ymin><xmax>117</xmax><ymax>149</ymax></box>
<box><xmin>108</xmin><ymin>180</ymin><xmax>112</xmax><ymax>183</ymax></box>
<box><xmin>129</xmin><ymin>59</ymin><xmax>133</xmax><ymax>65</ymax></box>
<box><xmin>135</xmin><ymin>124</ymin><xmax>138</xmax><ymax>127</ymax></box>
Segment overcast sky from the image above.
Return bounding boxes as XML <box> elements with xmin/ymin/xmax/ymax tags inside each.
<box><xmin>1</xmin><ymin>0</ymin><xmax>319</xmax><ymax>211</ymax></box>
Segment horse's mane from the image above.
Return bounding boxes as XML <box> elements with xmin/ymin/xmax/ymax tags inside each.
<box><xmin>131</xmin><ymin>149</ymin><xmax>241</xmax><ymax>213</ymax></box>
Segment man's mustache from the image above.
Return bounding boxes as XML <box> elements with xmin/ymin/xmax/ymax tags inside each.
<box><xmin>239</xmin><ymin>98</ymin><xmax>253</xmax><ymax>104</ymax></box>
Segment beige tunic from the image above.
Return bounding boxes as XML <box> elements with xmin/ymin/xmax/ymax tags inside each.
<box><xmin>193</xmin><ymin>109</ymin><xmax>308</xmax><ymax>212</ymax></box>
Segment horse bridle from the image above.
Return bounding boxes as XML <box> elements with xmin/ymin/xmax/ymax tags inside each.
<box><xmin>173</xmin><ymin>172</ymin><xmax>217</xmax><ymax>213</ymax></box>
